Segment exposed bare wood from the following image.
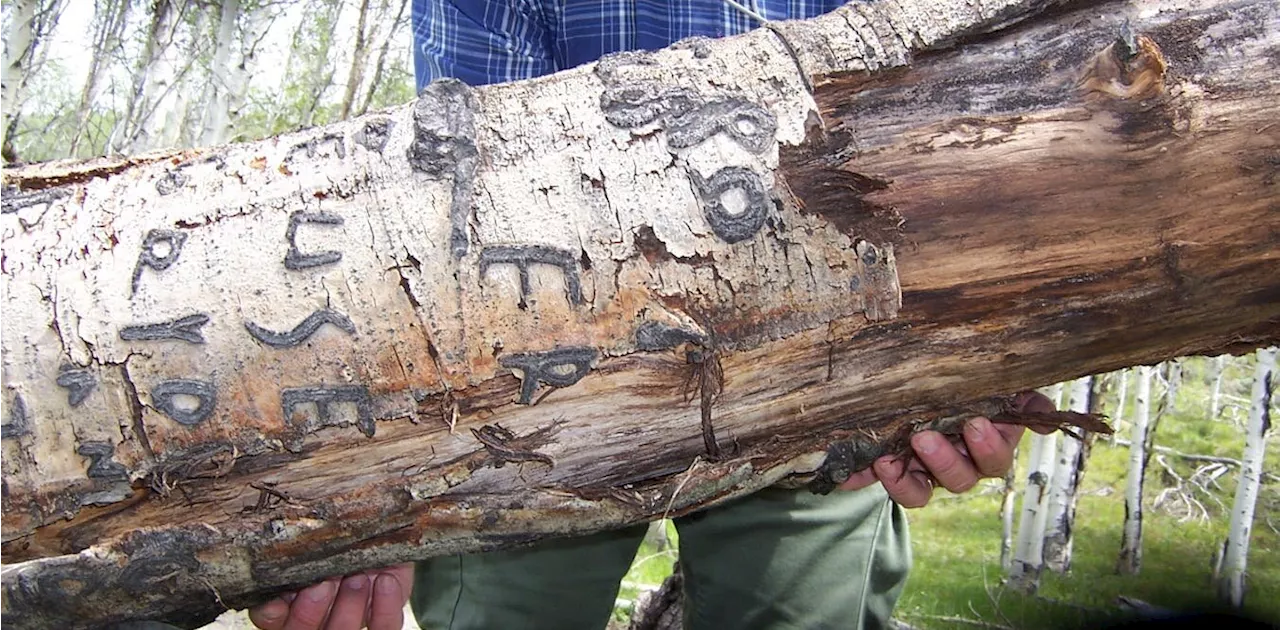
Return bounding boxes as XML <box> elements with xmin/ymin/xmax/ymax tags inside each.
<box><xmin>1</xmin><ymin>0</ymin><xmax>1278</xmax><ymax>627</ymax></box>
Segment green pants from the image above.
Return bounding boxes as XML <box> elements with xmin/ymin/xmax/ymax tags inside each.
<box><xmin>412</xmin><ymin>486</ymin><xmax>911</xmax><ymax>630</ymax></box>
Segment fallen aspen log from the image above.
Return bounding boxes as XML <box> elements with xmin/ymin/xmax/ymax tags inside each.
<box><xmin>2</xmin><ymin>0</ymin><xmax>1278</xmax><ymax>627</ymax></box>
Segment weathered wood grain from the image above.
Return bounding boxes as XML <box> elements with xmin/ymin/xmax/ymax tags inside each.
<box><xmin>1</xmin><ymin>0</ymin><xmax>1277</xmax><ymax>627</ymax></box>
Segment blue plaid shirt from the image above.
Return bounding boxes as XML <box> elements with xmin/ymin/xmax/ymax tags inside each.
<box><xmin>413</xmin><ymin>0</ymin><xmax>849</xmax><ymax>89</ymax></box>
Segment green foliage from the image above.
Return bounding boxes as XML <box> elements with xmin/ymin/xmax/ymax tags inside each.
<box><xmin>608</xmin><ymin>359</ymin><xmax>1279</xmax><ymax>628</ymax></box>
<box><xmin>899</xmin><ymin>442</ymin><xmax>1279</xmax><ymax>629</ymax></box>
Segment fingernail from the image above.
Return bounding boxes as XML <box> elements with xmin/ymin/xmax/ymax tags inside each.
<box><xmin>342</xmin><ymin>574</ymin><xmax>368</xmax><ymax>592</ymax></box>
<box><xmin>260</xmin><ymin>602</ymin><xmax>286</xmax><ymax>621</ymax></box>
<box><xmin>375</xmin><ymin>574</ymin><xmax>401</xmax><ymax>596</ymax></box>
<box><xmin>282</xmin><ymin>592</ymin><xmax>296</xmax><ymax>603</ymax></box>
<box><xmin>305</xmin><ymin>579</ymin><xmax>338</xmax><ymax>603</ymax></box>
<box><xmin>914</xmin><ymin>432</ymin><xmax>939</xmax><ymax>455</ymax></box>
<box><xmin>966</xmin><ymin>417</ymin><xmax>989</xmax><ymax>442</ymax></box>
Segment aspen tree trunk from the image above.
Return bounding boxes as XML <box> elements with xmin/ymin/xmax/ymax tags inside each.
<box><xmin>1009</xmin><ymin>431</ymin><xmax>1058</xmax><ymax>592</ymax></box>
<box><xmin>116</xmin><ymin>0</ymin><xmax>186</xmax><ymax>154</ymax></box>
<box><xmin>999</xmin><ymin>449</ymin><xmax>1019</xmax><ymax>572</ymax></box>
<box><xmin>1114</xmin><ymin>369</ymin><xmax>1129</xmax><ymax>429</ymax></box>
<box><xmin>1</xmin><ymin>0</ymin><xmax>37</xmax><ymax>162</ymax></box>
<box><xmin>355</xmin><ymin>0</ymin><xmax>410</xmax><ymax>117</ymax></box>
<box><xmin>1117</xmin><ymin>365</ymin><xmax>1154</xmax><ymax>575</ymax></box>
<box><xmin>1215</xmin><ymin>348</ymin><xmax>1276</xmax><ymax>608</ymax></box>
<box><xmin>1210</xmin><ymin>355</ymin><xmax>1227</xmax><ymax>420</ymax></box>
<box><xmin>2</xmin><ymin>0</ymin><xmax>1279</xmax><ymax>627</ymax></box>
<box><xmin>198</xmin><ymin>0</ymin><xmax>241</xmax><ymax>146</ymax></box>
<box><xmin>68</xmin><ymin>0</ymin><xmax>132</xmax><ymax>156</ymax></box>
<box><xmin>337</xmin><ymin>0</ymin><xmax>374</xmax><ymax>121</ymax></box>
<box><xmin>1044</xmin><ymin>376</ymin><xmax>1093</xmax><ymax>573</ymax></box>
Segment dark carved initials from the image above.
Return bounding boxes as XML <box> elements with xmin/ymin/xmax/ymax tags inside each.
<box><xmin>56</xmin><ymin>367</ymin><xmax>97</xmax><ymax>407</ymax></box>
<box><xmin>152</xmin><ymin>379</ymin><xmax>217</xmax><ymax>426</ymax></box>
<box><xmin>1</xmin><ymin>394</ymin><xmax>30</xmax><ymax>439</ymax></box>
<box><xmin>284</xmin><ymin>211</ymin><xmax>344</xmax><ymax>270</ymax></box>
<box><xmin>77</xmin><ymin>441</ymin><xmax>128</xmax><ymax>480</ymax></box>
<box><xmin>281</xmin><ymin>385</ymin><xmax>375</xmax><ymax>438</ymax></box>
<box><xmin>689</xmin><ymin>167</ymin><xmax>769</xmax><ymax>244</ymax></box>
<box><xmin>286</xmin><ymin>133</ymin><xmax>347</xmax><ymax>163</ymax></box>
<box><xmin>245</xmin><ymin>309</ymin><xmax>356</xmax><ymax>348</ymax></box>
<box><xmin>131</xmin><ymin>229</ymin><xmax>188</xmax><ymax>295</ymax></box>
<box><xmin>499</xmin><ymin>347</ymin><xmax>598</xmax><ymax>404</ymax></box>
<box><xmin>120</xmin><ymin>313</ymin><xmax>210</xmax><ymax>344</ymax></box>
<box><xmin>479</xmin><ymin>245</ymin><xmax>584</xmax><ymax>308</ymax></box>
<box><xmin>666</xmin><ymin>99</ymin><xmax>777</xmax><ymax>154</ymax></box>
<box><xmin>634</xmin><ymin>321</ymin><xmax>707</xmax><ymax>351</ymax></box>
<box><xmin>408</xmin><ymin>79</ymin><xmax>478</xmax><ymax>258</ymax></box>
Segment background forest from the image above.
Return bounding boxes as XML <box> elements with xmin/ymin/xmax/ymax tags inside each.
<box><xmin>3</xmin><ymin>2</ymin><xmax>1278</xmax><ymax>630</ymax></box>
<box><xmin>2</xmin><ymin>0</ymin><xmax>413</xmax><ymax>164</ymax></box>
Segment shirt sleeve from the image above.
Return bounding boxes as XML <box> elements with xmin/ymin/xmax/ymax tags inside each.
<box><xmin>412</xmin><ymin>0</ymin><xmax>557</xmax><ymax>90</ymax></box>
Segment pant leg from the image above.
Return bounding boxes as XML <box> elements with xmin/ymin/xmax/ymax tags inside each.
<box><xmin>675</xmin><ymin>485</ymin><xmax>911</xmax><ymax>630</ymax></box>
<box><xmin>411</xmin><ymin>524</ymin><xmax>648</xmax><ymax>630</ymax></box>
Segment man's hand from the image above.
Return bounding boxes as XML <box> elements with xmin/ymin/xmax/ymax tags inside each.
<box><xmin>839</xmin><ymin>391</ymin><xmax>1057</xmax><ymax>508</ymax></box>
<box><xmin>248</xmin><ymin>563</ymin><xmax>413</xmax><ymax>630</ymax></box>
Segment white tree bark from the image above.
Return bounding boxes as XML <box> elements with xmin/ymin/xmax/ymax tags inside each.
<box><xmin>1210</xmin><ymin>355</ymin><xmax>1227</xmax><ymax>420</ymax></box>
<box><xmin>337</xmin><ymin>0</ymin><xmax>374</xmax><ymax>121</ymax></box>
<box><xmin>1215</xmin><ymin>347</ymin><xmax>1276</xmax><ymax>607</ymax></box>
<box><xmin>999</xmin><ymin>448</ymin><xmax>1019</xmax><ymax>572</ymax></box>
<box><xmin>1043</xmin><ymin>376</ymin><xmax>1092</xmax><ymax>572</ymax></box>
<box><xmin>1113</xmin><ymin>368</ymin><xmax>1129</xmax><ymax>428</ymax></box>
<box><xmin>1009</xmin><ymin>414</ymin><xmax>1059</xmax><ymax>591</ymax></box>
<box><xmin>199</xmin><ymin>0</ymin><xmax>241</xmax><ymax>146</ymax></box>
<box><xmin>355</xmin><ymin>0</ymin><xmax>410</xmax><ymax>117</ymax></box>
<box><xmin>115</xmin><ymin>0</ymin><xmax>187</xmax><ymax>154</ymax></box>
<box><xmin>1</xmin><ymin>0</ymin><xmax>1277</xmax><ymax>626</ymax></box>
<box><xmin>68</xmin><ymin>0</ymin><xmax>132</xmax><ymax>156</ymax></box>
<box><xmin>1</xmin><ymin>0</ymin><xmax>37</xmax><ymax>161</ymax></box>
<box><xmin>1117</xmin><ymin>365</ymin><xmax>1154</xmax><ymax>574</ymax></box>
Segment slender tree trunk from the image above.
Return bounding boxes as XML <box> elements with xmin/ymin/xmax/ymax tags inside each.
<box><xmin>1044</xmin><ymin>376</ymin><xmax>1093</xmax><ymax>573</ymax></box>
<box><xmin>1162</xmin><ymin>360</ymin><xmax>1182</xmax><ymax>415</ymax></box>
<box><xmin>337</xmin><ymin>0</ymin><xmax>373</xmax><ymax>121</ymax></box>
<box><xmin>114</xmin><ymin>0</ymin><xmax>186</xmax><ymax>154</ymax></box>
<box><xmin>1117</xmin><ymin>366</ymin><xmax>1154</xmax><ymax>574</ymax></box>
<box><xmin>355</xmin><ymin>0</ymin><xmax>409</xmax><ymax>116</ymax></box>
<box><xmin>199</xmin><ymin>0</ymin><xmax>241</xmax><ymax>146</ymax></box>
<box><xmin>299</xmin><ymin>0</ymin><xmax>341</xmax><ymax>127</ymax></box>
<box><xmin>1215</xmin><ymin>348</ymin><xmax>1275</xmax><ymax>607</ymax></box>
<box><xmin>1</xmin><ymin>0</ymin><xmax>37</xmax><ymax>162</ymax></box>
<box><xmin>999</xmin><ymin>447</ymin><xmax>1020</xmax><ymax>572</ymax></box>
<box><xmin>1113</xmin><ymin>368</ymin><xmax>1129</xmax><ymax>429</ymax></box>
<box><xmin>1</xmin><ymin>0</ymin><xmax>1278</xmax><ymax>627</ymax></box>
<box><xmin>68</xmin><ymin>0</ymin><xmax>132</xmax><ymax>156</ymax></box>
<box><xmin>1009</xmin><ymin>426</ymin><xmax>1059</xmax><ymax>592</ymax></box>
<box><xmin>1210</xmin><ymin>355</ymin><xmax>1227</xmax><ymax>420</ymax></box>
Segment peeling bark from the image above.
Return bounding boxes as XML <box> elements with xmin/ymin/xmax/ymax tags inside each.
<box><xmin>1</xmin><ymin>0</ymin><xmax>1279</xmax><ymax>627</ymax></box>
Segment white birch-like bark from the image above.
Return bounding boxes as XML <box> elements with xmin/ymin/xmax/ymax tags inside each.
<box><xmin>355</xmin><ymin>0</ymin><xmax>410</xmax><ymax>117</ymax></box>
<box><xmin>68</xmin><ymin>0</ymin><xmax>132</xmax><ymax>156</ymax></box>
<box><xmin>1009</xmin><ymin>426</ymin><xmax>1058</xmax><ymax>591</ymax></box>
<box><xmin>1044</xmin><ymin>375</ymin><xmax>1092</xmax><ymax>572</ymax></box>
<box><xmin>1216</xmin><ymin>347</ymin><xmax>1276</xmax><ymax>607</ymax></box>
<box><xmin>199</xmin><ymin>0</ymin><xmax>241</xmax><ymax>146</ymax></box>
<box><xmin>1114</xmin><ymin>368</ymin><xmax>1129</xmax><ymax>428</ymax></box>
<box><xmin>337</xmin><ymin>0</ymin><xmax>374</xmax><ymax>121</ymax></box>
<box><xmin>1</xmin><ymin>0</ymin><xmax>37</xmax><ymax>161</ymax></box>
<box><xmin>1210</xmin><ymin>355</ymin><xmax>1227</xmax><ymax>420</ymax></box>
<box><xmin>1117</xmin><ymin>365</ymin><xmax>1153</xmax><ymax>574</ymax></box>
<box><xmin>2</xmin><ymin>0</ymin><xmax>1278</xmax><ymax>626</ymax></box>
<box><xmin>172</xmin><ymin>3</ymin><xmax>219</xmax><ymax>147</ymax></box>
<box><xmin>115</xmin><ymin>0</ymin><xmax>187</xmax><ymax>154</ymax></box>
<box><xmin>1162</xmin><ymin>360</ymin><xmax>1182</xmax><ymax>415</ymax></box>
<box><xmin>999</xmin><ymin>449</ymin><xmax>1019</xmax><ymax>571</ymax></box>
